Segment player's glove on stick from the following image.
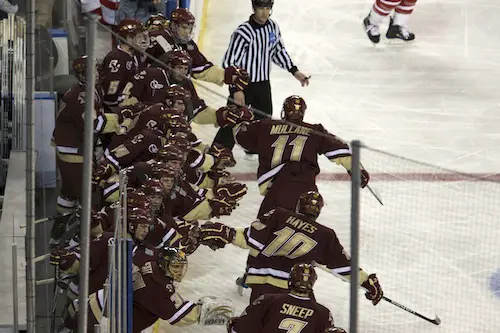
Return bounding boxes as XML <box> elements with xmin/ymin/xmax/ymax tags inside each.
<box><xmin>348</xmin><ymin>169</ymin><xmax>370</xmax><ymax>188</ymax></box>
<box><xmin>208</xmin><ymin>143</ymin><xmax>236</xmax><ymax>169</ymax></box>
<box><xmin>216</xmin><ymin>105</ymin><xmax>254</xmax><ymax>127</ymax></box>
<box><xmin>224</xmin><ymin>66</ymin><xmax>250</xmax><ymax>91</ymax></box>
<box><xmin>49</xmin><ymin>248</ymin><xmax>76</xmax><ymax>271</ymax></box>
<box><xmin>361</xmin><ymin>273</ymin><xmax>383</xmax><ymax>305</ymax></box>
<box><xmin>199</xmin><ymin>222</ymin><xmax>236</xmax><ymax>250</ymax></box>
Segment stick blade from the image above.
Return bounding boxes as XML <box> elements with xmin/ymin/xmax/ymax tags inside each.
<box><xmin>431</xmin><ymin>316</ymin><xmax>441</xmax><ymax>325</ymax></box>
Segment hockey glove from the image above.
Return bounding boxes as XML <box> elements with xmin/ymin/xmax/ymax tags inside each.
<box><xmin>49</xmin><ymin>248</ymin><xmax>76</xmax><ymax>271</ymax></box>
<box><xmin>224</xmin><ymin>66</ymin><xmax>250</xmax><ymax>91</ymax></box>
<box><xmin>178</xmin><ymin>221</ymin><xmax>201</xmax><ymax>255</ymax></box>
<box><xmin>216</xmin><ymin>105</ymin><xmax>254</xmax><ymax>127</ymax></box>
<box><xmin>199</xmin><ymin>222</ymin><xmax>236</xmax><ymax>250</ymax></box>
<box><xmin>347</xmin><ymin>169</ymin><xmax>370</xmax><ymax>188</ymax></box>
<box><xmin>208</xmin><ymin>197</ymin><xmax>235</xmax><ymax>218</ymax></box>
<box><xmin>208</xmin><ymin>143</ymin><xmax>237</xmax><ymax>169</ymax></box>
<box><xmin>361</xmin><ymin>273</ymin><xmax>383</xmax><ymax>305</ymax></box>
<box><xmin>92</xmin><ymin>162</ymin><xmax>115</xmax><ymax>183</ymax></box>
<box><xmin>207</xmin><ymin>170</ymin><xmax>235</xmax><ymax>186</ymax></box>
<box><xmin>213</xmin><ymin>182</ymin><xmax>248</xmax><ymax>202</ymax></box>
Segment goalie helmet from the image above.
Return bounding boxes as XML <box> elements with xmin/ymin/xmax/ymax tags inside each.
<box><xmin>170</xmin><ymin>8</ymin><xmax>195</xmax><ymax>44</ymax></box>
<box><xmin>158</xmin><ymin>247</ymin><xmax>188</xmax><ymax>282</ymax></box>
<box><xmin>296</xmin><ymin>191</ymin><xmax>324</xmax><ymax>219</ymax></box>
<box><xmin>281</xmin><ymin>95</ymin><xmax>307</xmax><ymax>124</ymax></box>
<box><xmin>252</xmin><ymin>0</ymin><xmax>274</xmax><ymax>8</ymax></box>
<box><xmin>145</xmin><ymin>13</ymin><xmax>169</xmax><ymax>31</ymax></box>
<box><xmin>288</xmin><ymin>263</ymin><xmax>317</xmax><ymax>294</ymax></box>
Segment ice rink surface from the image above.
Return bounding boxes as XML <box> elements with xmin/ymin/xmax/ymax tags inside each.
<box><xmin>161</xmin><ymin>0</ymin><xmax>500</xmax><ymax>332</ymax></box>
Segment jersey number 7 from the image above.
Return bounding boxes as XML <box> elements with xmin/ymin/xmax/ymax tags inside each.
<box><xmin>261</xmin><ymin>226</ymin><xmax>317</xmax><ymax>259</ymax></box>
<box><xmin>279</xmin><ymin>318</ymin><xmax>308</xmax><ymax>333</ymax></box>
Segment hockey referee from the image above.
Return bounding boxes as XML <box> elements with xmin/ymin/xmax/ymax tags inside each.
<box><xmin>213</xmin><ymin>0</ymin><xmax>310</xmax><ymax>159</ymax></box>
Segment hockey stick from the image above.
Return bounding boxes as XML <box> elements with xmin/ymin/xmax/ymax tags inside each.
<box><xmin>313</xmin><ymin>263</ymin><xmax>441</xmax><ymax>326</ymax></box>
<box><xmin>366</xmin><ymin>185</ymin><xmax>384</xmax><ymax>206</ymax></box>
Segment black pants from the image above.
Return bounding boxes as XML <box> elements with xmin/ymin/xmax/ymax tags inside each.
<box><xmin>213</xmin><ymin>80</ymin><xmax>272</xmax><ymax>151</ymax></box>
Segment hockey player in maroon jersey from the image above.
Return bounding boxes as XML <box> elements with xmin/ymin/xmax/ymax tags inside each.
<box><xmin>121</xmin><ymin>49</ymin><xmax>253</xmax><ymax>127</ymax></box>
<box><xmin>74</xmin><ymin>248</ymin><xmax>234</xmax><ymax>333</ymax></box>
<box><xmin>228</xmin><ymin>264</ymin><xmax>347</xmax><ymax>333</ymax></box>
<box><xmin>50</xmin><ymin>55</ymin><xmax>138</xmax><ymax>244</ymax></box>
<box><xmin>101</xmin><ymin>19</ymin><xmax>149</xmax><ymax>106</ymax></box>
<box><xmin>52</xmin><ymin>207</ymin><xmax>156</xmax><ymax>331</ymax></box>
<box><xmin>232</xmin><ymin>95</ymin><xmax>370</xmax><ymax>218</ymax></box>
<box><xmin>363</xmin><ymin>0</ymin><xmax>417</xmax><ymax>44</ymax></box>
<box><xmin>198</xmin><ymin>191</ymin><xmax>383</xmax><ymax>305</ymax></box>
<box><xmin>146</xmin><ymin>7</ymin><xmax>250</xmax><ymax>90</ymax></box>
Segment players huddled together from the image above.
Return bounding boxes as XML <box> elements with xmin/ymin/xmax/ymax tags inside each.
<box><xmin>49</xmin><ymin>4</ymin><xmax>383</xmax><ymax>333</ymax></box>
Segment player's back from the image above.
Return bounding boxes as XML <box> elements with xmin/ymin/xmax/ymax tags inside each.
<box><xmin>235</xmin><ymin>118</ymin><xmax>350</xmax><ymax>182</ymax></box>
<box><xmin>245</xmin><ymin>207</ymin><xmax>344</xmax><ymax>290</ymax></box>
<box><xmin>233</xmin><ymin>293</ymin><xmax>331</xmax><ymax>333</ymax></box>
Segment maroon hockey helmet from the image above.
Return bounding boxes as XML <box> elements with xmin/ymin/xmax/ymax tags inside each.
<box><xmin>127</xmin><ymin>188</ymin><xmax>151</xmax><ymax>211</ymax></box>
<box><xmin>72</xmin><ymin>55</ymin><xmax>102</xmax><ymax>84</ymax></box>
<box><xmin>170</xmin><ymin>8</ymin><xmax>195</xmax><ymax>26</ymax></box>
<box><xmin>296</xmin><ymin>191</ymin><xmax>324</xmax><ymax>219</ymax></box>
<box><xmin>157</xmin><ymin>144</ymin><xmax>185</xmax><ymax>162</ymax></box>
<box><xmin>166</xmin><ymin>132</ymin><xmax>191</xmax><ymax>151</ymax></box>
<box><xmin>288</xmin><ymin>263</ymin><xmax>317</xmax><ymax>294</ymax></box>
<box><xmin>128</xmin><ymin>207</ymin><xmax>154</xmax><ymax>225</ymax></box>
<box><xmin>164</xmin><ymin>84</ymin><xmax>191</xmax><ymax>110</ymax></box>
<box><xmin>160</xmin><ymin>49</ymin><xmax>192</xmax><ymax>83</ymax></box>
<box><xmin>281</xmin><ymin>95</ymin><xmax>307</xmax><ymax>123</ymax></box>
<box><xmin>116</xmin><ymin>19</ymin><xmax>149</xmax><ymax>51</ymax></box>
<box><xmin>145</xmin><ymin>13</ymin><xmax>169</xmax><ymax>31</ymax></box>
<box><xmin>141</xmin><ymin>178</ymin><xmax>165</xmax><ymax>195</ymax></box>
<box><xmin>170</xmin><ymin>8</ymin><xmax>195</xmax><ymax>44</ymax></box>
<box><xmin>151</xmin><ymin>162</ymin><xmax>177</xmax><ymax>179</ymax></box>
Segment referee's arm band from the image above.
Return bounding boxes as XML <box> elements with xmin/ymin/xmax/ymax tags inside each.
<box><xmin>288</xmin><ymin>66</ymin><xmax>299</xmax><ymax>75</ymax></box>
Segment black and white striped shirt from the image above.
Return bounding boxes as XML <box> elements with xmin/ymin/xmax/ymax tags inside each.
<box><xmin>222</xmin><ymin>16</ymin><xmax>297</xmax><ymax>83</ymax></box>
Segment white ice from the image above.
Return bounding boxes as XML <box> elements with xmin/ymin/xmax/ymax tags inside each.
<box><xmin>161</xmin><ymin>0</ymin><xmax>500</xmax><ymax>332</ymax></box>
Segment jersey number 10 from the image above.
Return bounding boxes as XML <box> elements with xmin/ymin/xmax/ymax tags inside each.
<box><xmin>271</xmin><ymin>135</ymin><xmax>308</xmax><ymax>168</ymax></box>
<box><xmin>262</xmin><ymin>226</ymin><xmax>317</xmax><ymax>259</ymax></box>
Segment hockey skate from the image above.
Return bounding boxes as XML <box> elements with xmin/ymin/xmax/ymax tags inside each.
<box><xmin>363</xmin><ymin>16</ymin><xmax>381</xmax><ymax>45</ymax></box>
<box><xmin>235</xmin><ymin>276</ymin><xmax>249</xmax><ymax>296</ymax></box>
<box><xmin>385</xmin><ymin>17</ymin><xmax>415</xmax><ymax>44</ymax></box>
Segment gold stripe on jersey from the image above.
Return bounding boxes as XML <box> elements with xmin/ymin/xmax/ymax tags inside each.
<box><xmin>245</xmin><ymin>275</ymin><xmax>288</xmax><ymax>290</ymax></box>
<box><xmin>55</xmin><ymin>151</ymin><xmax>84</xmax><ymax>163</ymax></box>
<box><xmin>191</xmin><ymin>106</ymin><xmax>218</xmax><ymax>126</ymax></box>
<box><xmin>182</xmin><ymin>199</ymin><xmax>212</xmax><ymax>221</ymax></box>
<box><xmin>192</xmin><ymin>65</ymin><xmax>225</xmax><ymax>86</ymax></box>
<box><xmin>89</xmin><ymin>292</ymin><xmax>104</xmax><ymax>323</ymax></box>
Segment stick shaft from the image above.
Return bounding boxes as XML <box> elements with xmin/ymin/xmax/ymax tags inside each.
<box><xmin>366</xmin><ymin>185</ymin><xmax>384</xmax><ymax>206</ymax></box>
<box><xmin>313</xmin><ymin>263</ymin><xmax>440</xmax><ymax>325</ymax></box>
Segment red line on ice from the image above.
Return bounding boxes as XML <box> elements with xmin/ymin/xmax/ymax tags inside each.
<box><xmin>230</xmin><ymin>173</ymin><xmax>500</xmax><ymax>182</ymax></box>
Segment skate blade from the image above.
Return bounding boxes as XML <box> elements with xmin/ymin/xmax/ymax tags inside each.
<box><xmin>384</xmin><ymin>38</ymin><xmax>415</xmax><ymax>46</ymax></box>
<box><xmin>361</xmin><ymin>21</ymin><xmax>380</xmax><ymax>46</ymax></box>
<box><xmin>237</xmin><ymin>285</ymin><xmax>246</xmax><ymax>296</ymax></box>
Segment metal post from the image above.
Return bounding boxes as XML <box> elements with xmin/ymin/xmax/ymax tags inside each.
<box><xmin>25</xmin><ymin>0</ymin><xmax>36</xmax><ymax>332</ymax></box>
<box><xmin>12</xmin><ymin>243</ymin><xmax>19</xmax><ymax>333</ymax></box>
<box><xmin>77</xmin><ymin>15</ymin><xmax>98</xmax><ymax>333</ymax></box>
<box><xmin>349</xmin><ymin>140</ymin><xmax>361</xmax><ymax>333</ymax></box>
